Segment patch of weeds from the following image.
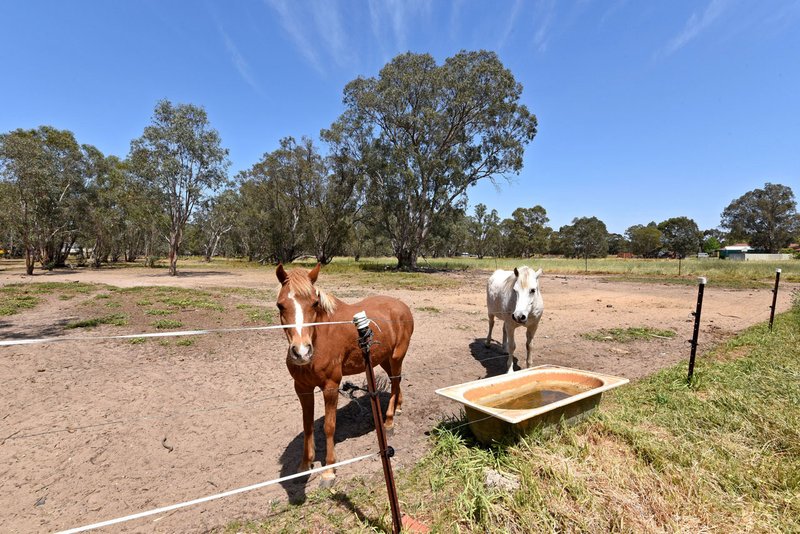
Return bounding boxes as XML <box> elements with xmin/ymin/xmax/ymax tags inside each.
<box><xmin>58</xmin><ymin>294</ymin><xmax>74</xmax><ymax>301</ymax></box>
<box><xmin>66</xmin><ymin>314</ymin><xmax>128</xmax><ymax>329</ymax></box>
<box><xmin>582</xmin><ymin>326</ymin><xmax>676</xmax><ymax>343</ymax></box>
<box><xmin>145</xmin><ymin>309</ymin><xmax>173</xmax><ymax>316</ymax></box>
<box><xmin>0</xmin><ymin>292</ymin><xmax>39</xmax><ymax>315</ymax></box>
<box><xmin>105</xmin><ymin>301</ymin><xmax>122</xmax><ymax>308</ymax></box>
<box><xmin>152</xmin><ymin>319</ymin><xmax>184</xmax><ymax>329</ymax></box>
<box><xmin>135</xmin><ymin>299</ymin><xmax>153</xmax><ymax>306</ymax></box>
<box><xmin>176</xmin><ymin>339</ymin><xmax>194</xmax><ymax>347</ymax></box>
<box><xmin>417</xmin><ymin>306</ymin><xmax>441</xmax><ymax>313</ymax></box>
<box><xmin>158</xmin><ymin>339</ymin><xmax>170</xmax><ymax>347</ymax></box>
<box><xmin>159</xmin><ymin>296</ymin><xmax>224</xmax><ymax>311</ymax></box>
<box><xmin>95</xmin><ymin>293</ymin><xmax>111</xmax><ymax>299</ymax></box>
<box><xmin>236</xmin><ymin>303</ymin><xmax>274</xmax><ymax>323</ymax></box>
<box><xmin>128</xmin><ymin>338</ymin><xmax>146</xmax><ymax>345</ymax></box>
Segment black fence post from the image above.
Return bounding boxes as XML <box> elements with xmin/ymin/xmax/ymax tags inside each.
<box><xmin>769</xmin><ymin>268</ymin><xmax>781</xmax><ymax>332</ymax></box>
<box><xmin>687</xmin><ymin>277</ymin><xmax>706</xmax><ymax>385</ymax></box>
<box><xmin>353</xmin><ymin>312</ymin><xmax>402</xmax><ymax>534</ymax></box>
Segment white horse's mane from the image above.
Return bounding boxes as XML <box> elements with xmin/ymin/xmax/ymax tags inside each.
<box><xmin>502</xmin><ymin>266</ymin><xmax>537</xmax><ymax>292</ymax></box>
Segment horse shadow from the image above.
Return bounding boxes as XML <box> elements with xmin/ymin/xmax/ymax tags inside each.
<box><xmin>0</xmin><ymin>318</ymin><xmax>74</xmax><ymax>340</ymax></box>
<box><xmin>277</xmin><ymin>385</ymin><xmax>392</xmax><ymax>504</ymax></box>
<box><xmin>469</xmin><ymin>338</ymin><xmax>514</xmax><ymax>378</ymax></box>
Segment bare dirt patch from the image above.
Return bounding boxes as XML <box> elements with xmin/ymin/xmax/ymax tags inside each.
<box><xmin>0</xmin><ymin>264</ymin><xmax>795</xmax><ymax>533</ymax></box>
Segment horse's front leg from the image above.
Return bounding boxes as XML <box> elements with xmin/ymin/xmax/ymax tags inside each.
<box><xmin>525</xmin><ymin>320</ymin><xmax>540</xmax><ymax>369</ymax></box>
<box><xmin>295</xmin><ymin>383</ymin><xmax>315</xmax><ymax>474</ymax></box>
<box><xmin>504</xmin><ymin>322</ymin><xmax>517</xmax><ymax>373</ymax></box>
<box><xmin>320</xmin><ymin>380</ymin><xmax>340</xmax><ymax>486</ymax></box>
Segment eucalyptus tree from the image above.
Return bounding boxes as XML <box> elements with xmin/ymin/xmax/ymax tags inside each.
<box><xmin>323</xmin><ymin>50</ymin><xmax>537</xmax><ymax>270</ymax></box>
<box><xmin>0</xmin><ymin>126</ymin><xmax>87</xmax><ymax>274</ymax></box>
<box><xmin>237</xmin><ymin>137</ymin><xmax>319</xmax><ymax>264</ymax></box>
<box><xmin>626</xmin><ymin>223</ymin><xmax>663</xmax><ymax>258</ymax></box>
<box><xmin>468</xmin><ymin>203</ymin><xmax>502</xmax><ymax>259</ymax></box>
<box><xmin>307</xmin><ymin>143</ymin><xmax>365</xmax><ymax>264</ymax></box>
<box><xmin>129</xmin><ymin>100</ymin><xmax>230</xmax><ymax>275</ymax></box>
<box><xmin>559</xmin><ymin>216</ymin><xmax>609</xmax><ymax>271</ymax></box>
<box><xmin>658</xmin><ymin>216</ymin><xmax>701</xmax><ymax>274</ymax></box>
<box><xmin>501</xmin><ymin>205</ymin><xmax>552</xmax><ymax>258</ymax></box>
<box><xmin>721</xmin><ymin>183</ymin><xmax>798</xmax><ymax>252</ymax></box>
<box><xmin>194</xmin><ymin>189</ymin><xmax>240</xmax><ymax>262</ymax></box>
<box><xmin>82</xmin><ymin>148</ymin><xmax>130</xmax><ymax>267</ymax></box>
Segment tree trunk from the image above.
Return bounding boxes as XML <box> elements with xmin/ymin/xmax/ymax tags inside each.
<box><xmin>25</xmin><ymin>246</ymin><xmax>34</xmax><ymax>275</ymax></box>
<box><xmin>168</xmin><ymin>229</ymin><xmax>182</xmax><ymax>276</ymax></box>
<box><xmin>396</xmin><ymin>248</ymin><xmax>417</xmax><ymax>271</ymax></box>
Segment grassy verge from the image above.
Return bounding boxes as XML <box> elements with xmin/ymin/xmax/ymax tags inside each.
<box><xmin>232</xmin><ymin>298</ymin><xmax>800</xmax><ymax>533</ymax></box>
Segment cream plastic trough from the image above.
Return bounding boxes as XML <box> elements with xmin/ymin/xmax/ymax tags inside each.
<box><xmin>435</xmin><ymin>365</ymin><xmax>629</xmax><ymax>444</ymax></box>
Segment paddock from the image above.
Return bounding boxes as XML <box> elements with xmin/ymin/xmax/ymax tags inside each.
<box><xmin>0</xmin><ymin>265</ymin><xmax>794</xmax><ymax>532</ymax></box>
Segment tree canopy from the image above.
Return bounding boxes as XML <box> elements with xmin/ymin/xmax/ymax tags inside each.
<box><xmin>720</xmin><ymin>183</ymin><xmax>798</xmax><ymax>253</ymax></box>
<box><xmin>129</xmin><ymin>100</ymin><xmax>229</xmax><ymax>275</ymax></box>
<box><xmin>323</xmin><ymin>50</ymin><xmax>537</xmax><ymax>270</ymax></box>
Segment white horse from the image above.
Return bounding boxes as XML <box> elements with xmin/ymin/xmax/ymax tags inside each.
<box><xmin>485</xmin><ymin>266</ymin><xmax>544</xmax><ymax>373</ymax></box>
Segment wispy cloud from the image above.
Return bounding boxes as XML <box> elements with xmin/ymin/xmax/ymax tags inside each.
<box><xmin>218</xmin><ymin>27</ymin><xmax>262</xmax><ymax>95</ymax></box>
<box><xmin>311</xmin><ymin>0</ymin><xmax>354</xmax><ymax>68</ymax></box>
<box><xmin>662</xmin><ymin>0</ymin><xmax>731</xmax><ymax>56</ymax></box>
<box><xmin>264</xmin><ymin>0</ymin><xmax>324</xmax><ymax>73</ymax></box>
<box><xmin>532</xmin><ymin>0</ymin><xmax>557</xmax><ymax>52</ymax></box>
<box><xmin>368</xmin><ymin>0</ymin><xmax>432</xmax><ymax>55</ymax></box>
<box><xmin>497</xmin><ymin>0</ymin><xmax>524</xmax><ymax>50</ymax></box>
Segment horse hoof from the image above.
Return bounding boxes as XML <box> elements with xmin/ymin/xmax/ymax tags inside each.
<box><xmin>395</xmin><ymin>408</ymin><xmax>403</xmax><ymax>415</ymax></box>
<box><xmin>319</xmin><ymin>473</ymin><xmax>336</xmax><ymax>489</ymax></box>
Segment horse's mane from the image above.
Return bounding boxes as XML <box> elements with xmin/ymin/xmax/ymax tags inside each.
<box><xmin>284</xmin><ymin>268</ymin><xmax>337</xmax><ymax>315</ymax></box>
<box><xmin>504</xmin><ymin>266</ymin><xmax>535</xmax><ymax>291</ymax></box>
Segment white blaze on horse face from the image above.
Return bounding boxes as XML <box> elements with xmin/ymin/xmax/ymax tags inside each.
<box><xmin>287</xmin><ymin>290</ymin><xmax>311</xmax><ymax>359</ymax></box>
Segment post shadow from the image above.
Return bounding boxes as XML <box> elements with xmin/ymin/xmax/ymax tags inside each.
<box><xmin>277</xmin><ymin>388</ymin><xmax>392</xmax><ymax>504</ymax></box>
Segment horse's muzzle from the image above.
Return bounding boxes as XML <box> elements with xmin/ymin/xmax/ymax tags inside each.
<box><xmin>512</xmin><ymin>313</ymin><xmax>527</xmax><ymax>324</ymax></box>
<box><xmin>288</xmin><ymin>344</ymin><xmax>314</xmax><ymax>365</ymax></box>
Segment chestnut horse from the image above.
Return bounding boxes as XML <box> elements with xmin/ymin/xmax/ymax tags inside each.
<box><xmin>275</xmin><ymin>263</ymin><xmax>414</xmax><ymax>484</ymax></box>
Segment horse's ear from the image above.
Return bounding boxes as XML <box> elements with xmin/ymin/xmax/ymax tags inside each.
<box><xmin>535</xmin><ymin>268</ymin><xmax>543</xmax><ymax>278</ymax></box>
<box><xmin>513</xmin><ymin>267</ymin><xmax>519</xmax><ymax>278</ymax></box>
<box><xmin>276</xmin><ymin>263</ymin><xmax>288</xmax><ymax>285</ymax></box>
<box><xmin>309</xmin><ymin>263</ymin><xmax>321</xmax><ymax>284</ymax></box>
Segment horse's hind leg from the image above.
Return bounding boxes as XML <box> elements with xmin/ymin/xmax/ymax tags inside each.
<box><xmin>485</xmin><ymin>313</ymin><xmax>495</xmax><ymax>348</ymax></box>
<box><xmin>381</xmin><ymin>347</ymin><xmax>407</xmax><ymax>429</ymax></box>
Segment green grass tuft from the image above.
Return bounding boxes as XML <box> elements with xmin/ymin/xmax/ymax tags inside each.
<box><xmin>582</xmin><ymin>326</ymin><xmax>677</xmax><ymax>343</ymax></box>
<box><xmin>152</xmin><ymin>319</ymin><xmax>184</xmax><ymax>329</ymax></box>
<box><xmin>65</xmin><ymin>314</ymin><xmax>128</xmax><ymax>329</ymax></box>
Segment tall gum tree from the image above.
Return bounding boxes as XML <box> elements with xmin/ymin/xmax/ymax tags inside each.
<box><xmin>129</xmin><ymin>100</ymin><xmax>229</xmax><ymax>275</ymax></box>
<box><xmin>721</xmin><ymin>183</ymin><xmax>798</xmax><ymax>253</ymax></box>
<box><xmin>323</xmin><ymin>50</ymin><xmax>537</xmax><ymax>270</ymax></box>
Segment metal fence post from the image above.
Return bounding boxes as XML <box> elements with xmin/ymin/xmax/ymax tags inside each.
<box><xmin>353</xmin><ymin>312</ymin><xmax>402</xmax><ymax>534</ymax></box>
<box><xmin>687</xmin><ymin>277</ymin><xmax>706</xmax><ymax>384</ymax></box>
<box><xmin>769</xmin><ymin>268</ymin><xmax>781</xmax><ymax>331</ymax></box>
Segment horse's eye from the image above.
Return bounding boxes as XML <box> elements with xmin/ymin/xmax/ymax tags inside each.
<box><xmin>312</xmin><ymin>300</ymin><xmax>320</xmax><ymax>308</ymax></box>
<box><xmin>529</xmin><ymin>288</ymin><xmax>536</xmax><ymax>294</ymax></box>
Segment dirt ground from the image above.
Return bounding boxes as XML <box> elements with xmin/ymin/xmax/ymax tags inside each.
<box><xmin>0</xmin><ymin>263</ymin><xmax>795</xmax><ymax>533</ymax></box>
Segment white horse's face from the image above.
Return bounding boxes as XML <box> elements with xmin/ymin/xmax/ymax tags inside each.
<box><xmin>511</xmin><ymin>267</ymin><xmax>542</xmax><ymax>324</ymax></box>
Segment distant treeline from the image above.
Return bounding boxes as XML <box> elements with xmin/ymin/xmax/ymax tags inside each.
<box><xmin>1</xmin><ymin>51</ymin><xmax>797</xmax><ymax>274</ymax></box>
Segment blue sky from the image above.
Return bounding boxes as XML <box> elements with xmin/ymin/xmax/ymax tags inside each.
<box><xmin>1</xmin><ymin>0</ymin><xmax>798</xmax><ymax>234</ymax></box>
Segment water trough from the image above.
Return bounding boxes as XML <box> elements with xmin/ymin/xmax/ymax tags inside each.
<box><xmin>435</xmin><ymin>365</ymin><xmax>629</xmax><ymax>444</ymax></box>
